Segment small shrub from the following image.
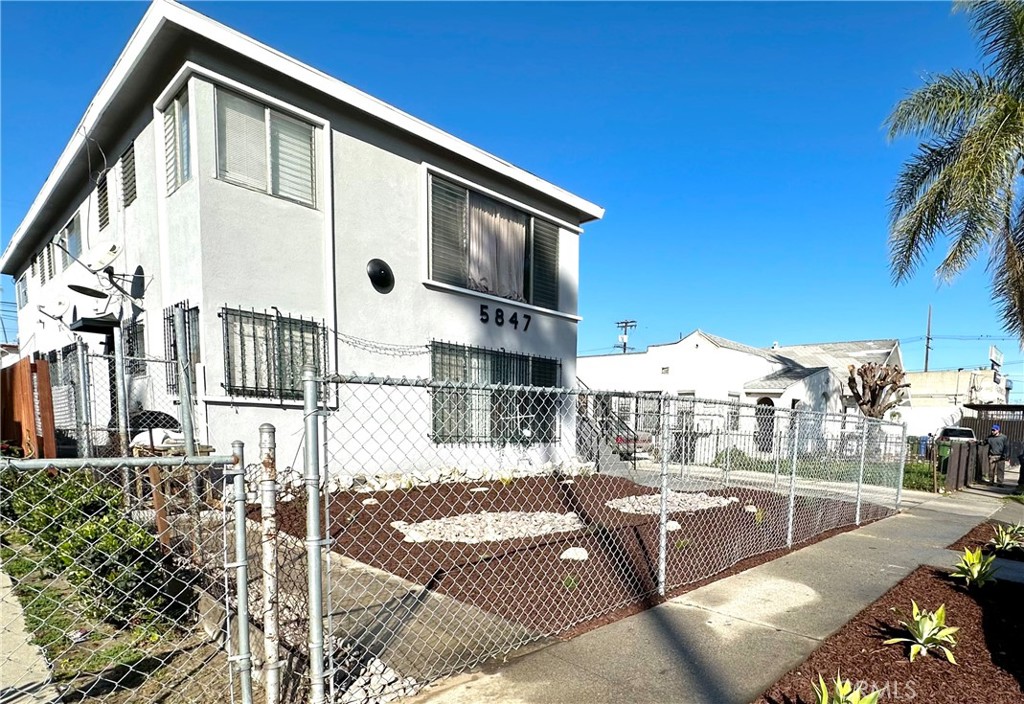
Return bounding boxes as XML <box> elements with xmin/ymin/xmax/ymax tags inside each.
<box><xmin>497</xmin><ymin>472</ymin><xmax>514</xmax><ymax>488</ymax></box>
<box><xmin>813</xmin><ymin>672</ymin><xmax>881</xmax><ymax>704</ymax></box>
<box><xmin>59</xmin><ymin>514</ymin><xmax>193</xmax><ymax>627</ymax></box>
<box><xmin>711</xmin><ymin>448</ymin><xmax>772</xmax><ymax>473</ymax></box>
<box><xmin>8</xmin><ymin>469</ymin><xmax>119</xmax><ymax>551</ymax></box>
<box><xmin>561</xmin><ymin>574</ymin><xmax>580</xmax><ymax>591</ymax></box>
<box><xmin>951</xmin><ymin>547</ymin><xmax>999</xmax><ymax>588</ymax></box>
<box><xmin>989</xmin><ymin>524</ymin><xmax>1022</xmax><ymax>553</ymax></box>
<box><xmin>675</xmin><ymin>538</ymin><xmax>692</xmax><ymax>551</ymax></box>
<box><xmin>883</xmin><ymin>600</ymin><xmax>958</xmax><ymax>663</ymax></box>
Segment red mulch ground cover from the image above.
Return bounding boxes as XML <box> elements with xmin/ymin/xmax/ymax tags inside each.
<box><xmin>948</xmin><ymin>520</ymin><xmax>1024</xmax><ymax>563</ymax></box>
<box><xmin>756</xmin><ymin>566</ymin><xmax>1024</xmax><ymax>704</ymax></box>
<box><xmin>263</xmin><ymin>474</ymin><xmax>890</xmax><ymax>638</ymax></box>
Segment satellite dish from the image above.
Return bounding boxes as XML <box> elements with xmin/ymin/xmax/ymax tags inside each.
<box><xmin>69</xmin><ymin>283</ymin><xmax>109</xmax><ymax>299</ymax></box>
<box><xmin>90</xmin><ymin>243</ymin><xmax>123</xmax><ymax>270</ymax></box>
<box><xmin>38</xmin><ymin>296</ymin><xmax>71</xmax><ymax>319</ymax></box>
<box><xmin>366</xmin><ymin>258</ymin><xmax>395</xmax><ymax>294</ymax></box>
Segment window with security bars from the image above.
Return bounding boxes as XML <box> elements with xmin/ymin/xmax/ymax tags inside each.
<box><xmin>216</xmin><ymin>88</ymin><xmax>316</xmax><ymax>207</ymax></box>
<box><xmin>164</xmin><ymin>88</ymin><xmax>191</xmax><ymax>193</ymax></box>
<box><xmin>125</xmin><ymin>320</ymin><xmax>146</xmax><ymax>375</ymax></box>
<box><xmin>430</xmin><ymin>341</ymin><xmax>560</xmax><ymax>445</ymax></box>
<box><xmin>430</xmin><ymin>175</ymin><xmax>560</xmax><ymax>310</ymax></box>
<box><xmin>164</xmin><ymin>302</ymin><xmax>200</xmax><ymax>394</ymax></box>
<box><xmin>59</xmin><ymin>216</ymin><xmax>81</xmax><ymax>270</ymax></box>
<box><xmin>221</xmin><ymin>306</ymin><xmax>327</xmax><ymax>400</ymax></box>
<box><xmin>97</xmin><ymin>175</ymin><xmax>110</xmax><ymax>230</ymax></box>
<box><xmin>120</xmin><ymin>143</ymin><xmax>137</xmax><ymax>207</ymax></box>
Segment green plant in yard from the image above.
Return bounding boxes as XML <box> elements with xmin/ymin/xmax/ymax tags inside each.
<box><xmin>883</xmin><ymin>600</ymin><xmax>958</xmax><ymax>663</ymax></box>
<box><xmin>497</xmin><ymin>472</ymin><xmax>514</xmax><ymax>488</ymax></box>
<box><xmin>813</xmin><ymin>672</ymin><xmax>881</xmax><ymax>704</ymax></box>
<box><xmin>951</xmin><ymin>547</ymin><xmax>999</xmax><ymax>588</ymax></box>
<box><xmin>675</xmin><ymin>537</ymin><xmax>692</xmax><ymax>551</ymax></box>
<box><xmin>8</xmin><ymin>469</ymin><xmax>119</xmax><ymax>551</ymax></box>
<box><xmin>754</xmin><ymin>507</ymin><xmax>767</xmax><ymax>525</ymax></box>
<box><xmin>1005</xmin><ymin>522</ymin><xmax>1024</xmax><ymax>540</ymax></box>
<box><xmin>59</xmin><ymin>513</ymin><xmax>194</xmax><ymax>626</ymax></box>
<box><xmin>561</xmin><ymin>574</ymin><xmax>580</xmax><ymax>591</ymax></box>
<box><xmin>711</xmin><ymin>448</ymin><xmax>772</xmax><ymax>473</ymax></box>
<box><xmin>989</xmin><ymin>524</ymin><xmax>1022</xmax><ymax>553</ymax></box>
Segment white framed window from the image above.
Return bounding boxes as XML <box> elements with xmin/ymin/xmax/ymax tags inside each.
<box><xmin>215</xmin><ymin>88</ymin><xmax>316</xmax><ymax>207</ymax></box>
<box><xmin>16</xmin><ymin>275</ymin><xmax>27</xmax><ymax>309</ymax></box>
<box><xmin>429</xmin><ymin>175</ymin><xmax>559</xmax><ymax>310</ymax></box>
<box><xmin>164</xmin><ymin>88</ymin><xmax>191</xmax><ymax>193</ymax></box>
<box><xmin>59</xmin><ymin>215</ymin><xmax>81</xmax><ymax>270</ymax></box>
<box><xmin>120</xmin><ymin>143</ymin><xmax>137</xmax><ymax>207</ymax></box>
<box><xmin>39</xmin><ymin>240</ymin><xmax>55</xmax><ymax>284</ymax></box>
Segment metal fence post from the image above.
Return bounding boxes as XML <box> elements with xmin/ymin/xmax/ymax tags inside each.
<box><xmin>855</xmin><ymin>417</ymin><xmax>869</xmax><ymax>525</ymax></box>
<box><xmin>74</xmin><ymin>337</ymin><xmax>93</xmax><ymax>458</ymax></box>
<box><xmin>773</xmin><ymin>430</ymin><xmax>781</xmax><ymax>489</ymax></box>
<box><xmin>657</xmin><ymin>393</ymin><xmax>670</xmax><ymax>596</ymax></box>
<box><xmin>112</xmin><ymin>323</ymin><xmax>130</xmax><ymax>456</ymax></box>
<box><xmin>723</xmin><ymin>427</ymin><xmax>732</xmax><ymax>487</ymax></box>
<box><xmin>786</xmin><ymin>412</ymin><xmax>800</xmax><ymax>549</ymax></box>
<box><xmin>173</xmin><ymin>307</ymin><xmax>197</xmax><ymax>456</ymax></box>
<box><xmin>230</xmin><ymin>440</ymin><xmax>254</xmax><ymax>704</ymax></box>
<box><xmin>259</xmin><ymin>424</ymin><xmax>280</xmax><ymax>704</ymax></box>
<box><xmin>304</xmin><ymin>368</ymin><xmax>326</xmax><ymax>704</ymax></box>
<box><xmin>895</xmin><ymin>423</ymin><xmax>907</xmax><ymax>511</ymax></box>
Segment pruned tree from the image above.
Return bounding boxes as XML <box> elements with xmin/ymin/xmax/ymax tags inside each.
<box><xmin>847</xmin><ymin>363</ymin><xmax>910</xmax><ymax>419</ymax></box>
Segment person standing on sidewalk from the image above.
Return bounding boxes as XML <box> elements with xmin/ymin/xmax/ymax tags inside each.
<box><xmin>984</xmin><ymin>424</ymin><xmax>1009</xmax><ymax>486</ymax></box>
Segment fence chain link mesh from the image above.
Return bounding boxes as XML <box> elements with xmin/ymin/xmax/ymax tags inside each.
<box><xmin>296</xmin><ymin>377</ymin><xmax>904</xmax><ymax>704</ymax></box>
<box><xmin>0</xmin><ymin>454</ymin><xmax>257</xmax><ymax>703</ymax></box>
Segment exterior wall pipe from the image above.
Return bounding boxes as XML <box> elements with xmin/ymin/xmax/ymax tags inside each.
<box><xmin>75</xmin><ymin>338</ymin><xmax>93</xmax><ymax>458</ymax></box>
<box><xmin>303</xmin><ymin>368</ymin><xmax>326</xmax><ymax>704</ymax></box>
<box><xmin>259</xmin><ymin>424</ymin><xmax>281</xmax><ymax>704</ymax></box>
<box><xmin>231</xmin><ymin>440</ymin><xmax>255</xmax><ymax>704</ymax></box>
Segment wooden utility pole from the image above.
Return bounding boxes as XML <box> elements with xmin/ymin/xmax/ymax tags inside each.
<box><xmin>924</xmin><ymin>305</ymin><xmax>932</xmax><ymax>372</ymax></box>
<box><xmin>615</xmin><ymin>320</ymin><xmax>636</xmax><ymax>354</ymax></box>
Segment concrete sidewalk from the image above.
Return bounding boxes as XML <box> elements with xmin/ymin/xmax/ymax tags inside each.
<box><xmin>409</xmin><ymin>483</ymin><xmax>1022</xmax><ymax>704</ymax></box>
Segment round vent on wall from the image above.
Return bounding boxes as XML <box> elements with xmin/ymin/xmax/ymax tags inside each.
<box><xmin>366</xmin><ymin>259</ymin><xmax>394</xmax><ymax>294</ymax></box>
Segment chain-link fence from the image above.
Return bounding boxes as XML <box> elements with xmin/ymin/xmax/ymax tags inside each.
<box><xmin>292</xmin><ymin>375</ymin><xmax>905</xmax><ymax>704</ymax></box>
<box><xmin>0</xmin><ymin>451</ymin><xmax>261</xmax><ymax>704</ymax></box>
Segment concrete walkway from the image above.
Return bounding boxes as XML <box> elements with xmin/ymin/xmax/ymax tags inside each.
<box><xmin>409</xmin><ymin>480</ymin><xmax>1023</xmax><ymax>704</ymax></box>
<box><xmin>0</xmin><ymin>568</ymin><xmax>59</xmax><ymax>704</ymax></box>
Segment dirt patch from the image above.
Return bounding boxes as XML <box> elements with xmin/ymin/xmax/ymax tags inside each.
<box><xmin>756</xmin><ymin>567</ymin><xmax>1024</xmax><ymax>704</ymax></box>
<box><xmin>948</xmin><ymin>520</ymin><xmax>1024</xmax><ymax>562</ymax></box>
<box><xmin>262</xmin><ymin>474</ymin><xmax>891</xmax><ymax>638</ymax></box>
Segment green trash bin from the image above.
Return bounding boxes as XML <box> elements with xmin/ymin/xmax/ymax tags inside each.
<box><xmin>937</xmin><ymin>441</ymin><xmax>951</xmax><ymax>476</ymax></box>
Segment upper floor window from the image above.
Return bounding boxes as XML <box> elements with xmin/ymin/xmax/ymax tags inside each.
<box><xmin>221</xmin><ymin>306</ymin><xmax>327</xmax><ymax>400</ymax></box>
<box><xmin>59</xmin><ymin>215</ymin><xmax>81</xmax><ymax>270</ymax></box>
<box><xmin>430</xmin><ymin>175</ymin><xmax>559</xmax><ymax>310</ymax></box>
<box><xmin>215</xmin><ymin>88</ymin><xmax>316</xmax><ymax>207</ymax></box>
<box><xmin>97</xmin><ymin>174</ymin><xmax>110</xmax><ymax>230</ymax></box>
<box><xmin>120</xmin><ymin>143</ymin><xmax>137</xmax><ymax>207</ymax></box>
<box><xmin>164</xmin><ymin>88</ymin><xmax>191</xmax><ymax>193</ymax></box>
<box><xmin>15</xmin><ymin>275</ymin><xmax>27</xmax><ymax>309</ymax></box>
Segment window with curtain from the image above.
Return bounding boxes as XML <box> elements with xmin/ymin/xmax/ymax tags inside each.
<box><xmin>216</xmin><ymin>88</ymin><xmax>316</xmax><ymax>207</ymax></box>
<box><xmin>164</xmin><ymin>88</ymin><xmax>191</xmax><ymax>193</ymax></box>
<box><xmin>430</xmin><ymin>175</ymin><xmax>560</xmax><ymax>310</ymax></box>
<box><xmin>430</xmin><ymin>341</ymin><xmax>560</xmax><ymax>445</ymax></box>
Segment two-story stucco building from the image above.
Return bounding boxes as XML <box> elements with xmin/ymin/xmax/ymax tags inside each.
<box><xmin>2</xmin><ymin>0</ymin><xmax>603</xmax><ymax>459</ymax></box>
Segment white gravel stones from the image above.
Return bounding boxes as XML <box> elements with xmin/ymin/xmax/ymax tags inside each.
<box><xmin>560</xmin><ymin>547</ymin><xmax>589</xmax><ymax>561</ymax></box>
<box><xmin>336</xmin><ymin>655</ymin><xmax>419</xmax><ymax>704</ymax></box>
<box><xmin>390</xmin><ymin>511</ymin><xmax>585</xmax><ymax>544</ymax></box>
<box><xmin>666</xmin><ymin>520</ymin><xmax>682</xmax><ymax>532</ymax></box>
<box><xmin>606</xmin><ymin>491</ymin><xmax>739</xmax><ymax>515</ymax></box>
<box><xmin>744</xmin><ymin>504</ymin><xmax>758</xmax><ymax>514</ymax></box>
<box><xmin>361</xmin><ymin>498</ymin><xmax>380</xmax><ymax>506</ymax></box>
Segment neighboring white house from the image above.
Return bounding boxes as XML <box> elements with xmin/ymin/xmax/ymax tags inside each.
<box><xmin>1</xmin><ymin>0</ymin><xmax>603</xmax><ymax>460</ymax></box>
<box><xmin>578</xmin><ymin>330</ymin><xmax>904</xmax><ymax>416</ymax></box>
<box><xmin>901</xmin><ymin>367</ymin><xmax>1011</xmax><ymax>436</ymax></box>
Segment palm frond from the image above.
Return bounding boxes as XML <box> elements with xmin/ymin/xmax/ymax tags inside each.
<box><xmin>957</xmin><ymin>0</ymin><xmax>1024</xmax><ymax>92</ymax></box>
<box><xmin>991</xmin><ymin>185</ymin><xmax>1024</xmax><ymax>338</ymax></box>
<box><xmin>885</xmin><ymin>70</ymin><xmax>1005</xmax><ymax>141</ymax></box>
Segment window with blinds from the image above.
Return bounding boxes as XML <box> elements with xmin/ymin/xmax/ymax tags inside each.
<box><xmin>120</xmin><ymin>143</ymin><xmax>137</xmax><ymax>207</ymax></box>
<box><xmin>216</xmin><ymin>88</ymin><xmax>316</xmax><ymax>207</ymax></box>
<box><xmin>429</xmin><ymin>175</ymin><xmax>560</xmax><ymax>310</ymax></box>
<box><xmin>97</xmin><ymin>174</ymin><xmax>110</xmax><ymax>230</ymax></box>
<box><xmin>164</xmin><ymin>88</ymin><xmax>191</xmax><ymax>193</ymax></box>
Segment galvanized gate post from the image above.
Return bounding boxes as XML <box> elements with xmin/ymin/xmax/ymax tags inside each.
<box><xmin>657</xmin><ymin>393</ymin><xmax>670</xmax><ymax>596</ymax></box>
<box><xmin>172</xmin><ymin>307</ymin><xmax>197</xmax><ymax>456</ymax></box>
<box><xmin>786</xmin><ymin>412</ymin><xmax>800</xmax><ymax>549</ymax></box>
<box><xmin>855</xmin><ymin>417</ymin><xmax>869</xmax><ymax>525</ymax></box>
<box><xmin>303</xmin><ymin>368</ymin><xmax>326</xmax><ymax>704</ymax></box>
<box><xmin>895</xmin><ymin>423</ymin><xmax>907</xmax><ymax>511</ymax></box>
<box><xmin>230</xmin><ymin>441</ymin><xmax>254</xmax><ymax>704</ymax></box>
<box><xmin>74</xmin><ymin>338</ymin><xmax>93</xmax><ymax>458</ymax></box>
<box><xmin>112</xmin><ymin>323</ymin><xmax>130</xmax><ymax>456</ymax></box>
<box><xmin>259</xmin><ymin>424</ymin><xmax>280</xmax><ymax>704</ymax></box>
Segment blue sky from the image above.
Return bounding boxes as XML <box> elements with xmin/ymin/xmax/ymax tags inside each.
<box><xmin>1</xmin><ymin>1</ymin><xmax>1020</xmax><ymax>395</ymax></box>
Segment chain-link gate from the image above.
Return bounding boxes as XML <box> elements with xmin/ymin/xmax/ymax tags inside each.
<box><xmin>291</xmin><ymin>373</ymin><xmax>905</xmax><ymax>704</ymax></box>
<box><xmin>0</xmin><ymin>451</ymin><xmax>261</xmax><ymax>703</ymax></box>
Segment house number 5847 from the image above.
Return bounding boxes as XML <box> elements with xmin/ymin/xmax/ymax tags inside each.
<box><xmin>479</xmin><ymin>304</ymin><xmax>531</xmax><ymax>331</ymax></box>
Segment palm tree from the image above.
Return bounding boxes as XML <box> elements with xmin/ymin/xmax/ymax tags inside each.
<box><xmin>886</xmin><ymin>0</ymin><xmax>1024</xmax><ymax>336</ymax></box>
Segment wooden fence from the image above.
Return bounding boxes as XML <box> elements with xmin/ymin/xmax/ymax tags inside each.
<box><xmin>1</xmin><ymin>357</ymin><xmax>56</xmax><ymax>458</ymax></box>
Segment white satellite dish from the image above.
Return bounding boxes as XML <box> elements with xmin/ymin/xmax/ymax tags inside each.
<box><xmin>89</xmin><ymin>243</ymin><xmax>123</xmax><ymax>270</ymax></box>
<box><xmin>38</xmin><ymin>296</ymin><xmax>71</xmax><ymax>319</ymax></box>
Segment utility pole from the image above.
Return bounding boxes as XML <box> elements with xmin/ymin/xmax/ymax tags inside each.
<box><xmin>615</xmin><ymin>319</ymin><xmax>636</xmax><ymax>354</ymax></box>
<box><xmin>924</xmin><ymin>305</ymin><xmax>932</xmax><ymax>372</ymax></box>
